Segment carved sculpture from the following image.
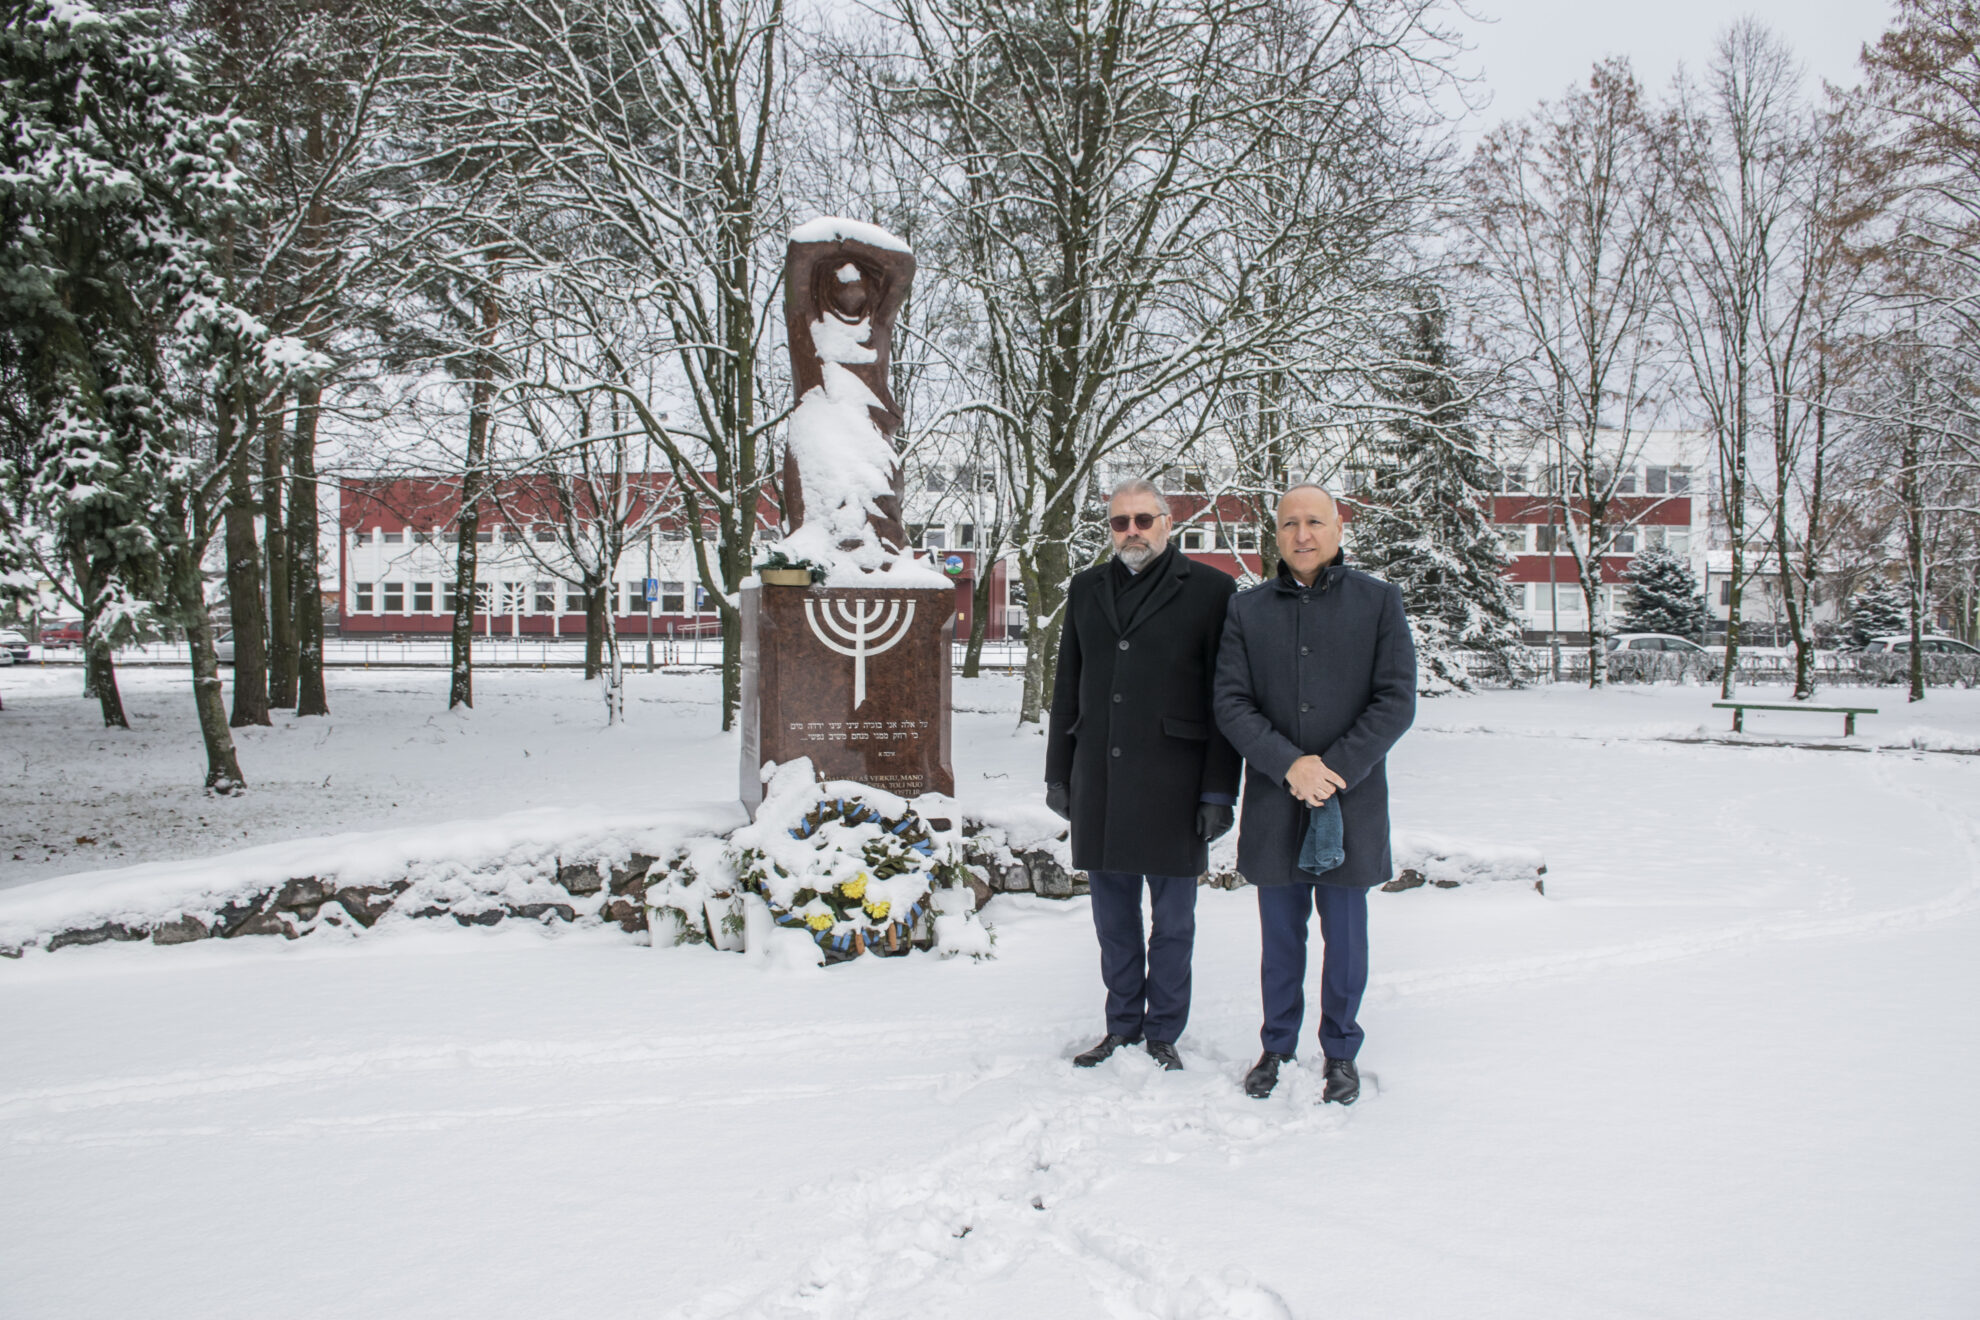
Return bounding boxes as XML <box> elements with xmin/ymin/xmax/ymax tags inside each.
<box><xmin>781</xmin><ymin>221</ymin><xmax>917</xmax><ymax>562</ymax></box>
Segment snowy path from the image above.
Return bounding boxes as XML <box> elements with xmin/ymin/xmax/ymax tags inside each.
<box><xmin>3</xmin><ymin>679</ymin><xmax>1979</xmax><ymax>1315</ymax></box>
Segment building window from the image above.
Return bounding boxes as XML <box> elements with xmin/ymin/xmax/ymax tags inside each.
<box><xmin>1614</xmin><ymin>467</ymin><xmax>1638</xmax><ymax>494</ymax></box>
<box><xmin>1719</xmin><ymin>580</ymin><xmax>1732</xmax><ymax>606</ymax></box>
<box><xmin>1613</xmin><ymin>529</ymin><xmax>1636</xmax><ymax>554</ymax></box>
<box><xmin>441</xmin><ymin>529</ymin><xmax>458</xmax><ymax>543</ymax></box>
<box><xmin>1180</xmin><ymin>528</ymin><xmax>1208</xmax><ymax>552</ymax></box>
<box><xmin>496</xmin><ymin>581</ymin><xmax>523</xmax><ymax>614</ymax></box>
<box><xmin>382</xmin><ymin>529</ymin><xmax>404</xmax><ymax>544</ymax></box>
<box><xmin>443</xmin><ymin>581</ymin><xmax>459</xmax><ymax>614</ymax></box>
<box><xmin>534</xmin><ymin>525</ymin><xmax>556</xmax><ymax>543</ymax></box>
<box><xmin>626</xmin><ymin>581</ymin><xmax>646</xmax><ymax>614</ymax></box>
<box><xmin>530</xmin><ymin>582</ymin><xmax>551</xmax><ymax>613</ymax></box>
<box><xmin>922</xmin><ymin>468</ymin><xmax>946</xmax><ymax>493</ymax></box>
<box><xmin>1535</xmin><ymin>525</ymin><xmax>1558</xmax><ymax>553</ymax></box>
<box><xmin>1236</xmin><ymin>528</ymin><xmax>1259</xmax><ymax>551</ymax></box>
<box><xmin>355</xmin><ymin>582</ymin><xmax>374</xmax><ymax>612</ymax></box>
<box><xmin>474</xmin><ymin>582</ymin><xmax>493</xmax><ymax>614</ymax></box>
<box><xmin>906</xmin><ymin>523</ymin><xmax>927</xmax><ymax>547</ymax></box>
<box><xmin>414</xmin><ymin>582</ymin><xmax>434</xmax><ymax>612</ymax></box>
<box><xmin>475</xmin><ymin>530</ymin><xmax>494</xmax><ymax>544</ymax></box>
<box><xmin>1648</xmin><ymin>465</ymin><xmax>1694</xmax><ymax>495</ymax></box>
<box><xmin>565</xmin><ymin>582</ymin><xmax>586</xmax><ymax>614</ymax></box>
<box><xmin>957</xmin><ymin>524</ymin><xmax>976</xmax><ymax>548</ymax></box>
<box><xmin>1498</xmin><ymin>525</ymin><xmax>1527</xmax><ymax>553</ymax></box>
<box><xmin>660</xmin><ymin>581</ymin><xmax>686</xmax><ymax>613</ymax></box>
<box><xmin>696</xmin><ymin>585</ymin><xmax>711</xmax><ymax>612</ymax></box>
<box><xmin>923</xmin><ymin>527</ymin><xmax>947</xmax><ymax>550</ymax></box>
<box><xmin>383</xmin><ymin>582</ymin><xmax>404</xmax><ymax>612</ymax></box>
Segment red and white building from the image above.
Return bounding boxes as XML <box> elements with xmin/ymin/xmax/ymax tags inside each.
<box><xmin>338</xmin><ymin>475</ymin><xmax>1018</xmax><ymax>642</ymax></box>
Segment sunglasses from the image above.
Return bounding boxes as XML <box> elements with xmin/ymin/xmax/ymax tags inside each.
<box><xmin>1109</xmin><ymin>513</ymin><xmax>1164</xmax><ymax>532</ymax></box>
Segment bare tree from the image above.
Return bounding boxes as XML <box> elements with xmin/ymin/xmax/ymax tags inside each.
<box><xmin>1464</xmin><ymin>57</ymin><xmax>1676</xmax><ymax>687</ymax></box>
<box><xmin>845</xmin><ymin>0</ymin><xmax>1453</xmax><ymax>721</ymax></box>
<box><xmin>436</xmin><ymin>0</ymin><xmax>793</xmax><ymax>731</ymax></box>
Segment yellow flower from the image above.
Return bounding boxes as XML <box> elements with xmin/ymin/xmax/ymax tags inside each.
<box><xmin>840</xmin><ymin>873</ymin><xmax>868</xmax><ymax>901</ymax></box>
<box><xmin>863</xmin><ymin>900</ymin><xmax>891</xmax><ymax>921</ymax></box>
<box><xmin>805</xmin><ymin>912</ymin><xmax>834</xmax><ymax>931</ymax></box>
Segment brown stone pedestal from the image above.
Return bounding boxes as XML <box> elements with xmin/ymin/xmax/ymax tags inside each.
<box><xmin>740</xmin><ymin>581</ymin><xmax>955</xmax><ymax>814</ymax></box>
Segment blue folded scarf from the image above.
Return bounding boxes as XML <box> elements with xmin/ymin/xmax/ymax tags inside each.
<box><xmin>1298</xmin><ymin>796</ymin><xmax>1345</xmax><ymax>876</ymax></box>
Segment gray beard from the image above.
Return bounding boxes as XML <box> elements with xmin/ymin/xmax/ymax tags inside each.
<box><xmin>1118</xmin><ymin>541</ymin><xmax>1158</xmax><ymax>571</ymax></box>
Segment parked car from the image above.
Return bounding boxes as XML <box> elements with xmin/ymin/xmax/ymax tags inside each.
<box><xmin>0</xmin><ymin>629</ymin><xmax>28</xmax><ymax>662</ymax></box>
<box><xmin>1854</xmin><ymin>634</ymin><xmax>1980</xmax><ymax>656</ymax></box>
<box><xmin>215</xmin><ymin>631</ymin><xmax>234</xmax><ymax>664</ymax></box>
<box><xmin>1604</xmin><ymin>632</ymin><xmax>1710</xmax><ymax>655</ymax></box>
<box><xmin>40</xmin><ymin>621</ymin><xmax>85</xmax><ymax>648</ymax></box>
<box><xmin>0</xmin><ymin>645</ymin><xmax>12</xmax><ymax>666</ymax></box>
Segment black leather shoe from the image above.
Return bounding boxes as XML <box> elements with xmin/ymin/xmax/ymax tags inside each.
<box><xmin>1073</xmin><ymin>1033</ymin><xmax>1142</xmax><ymax>1067</ymax></box>
<box><xmin>1322</xmin><ymin>1057</ymin><xmax>1360</xmax><ymax>1105</ymax></box>
<box><xmin>1146</xmin><ymin>1040</ymin><xmax>1184</xmax><ymax>1071</ymax></box>
<box><xmin>1244</xmin><ymin>1051</ymin><xmax>1294</xmax><ymax>1098</ymax></box>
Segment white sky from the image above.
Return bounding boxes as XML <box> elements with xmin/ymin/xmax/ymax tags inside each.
<box><xmin>1449</xmin><ymin>0</ymin><xmax>1896</xmax><ymax>130</ymax></box>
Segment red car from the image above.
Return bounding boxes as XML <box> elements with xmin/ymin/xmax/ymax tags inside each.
<box><xmin>40</xmin><ymin>623</ymin><xmax>85</xmax><ymax>648</ymax></box>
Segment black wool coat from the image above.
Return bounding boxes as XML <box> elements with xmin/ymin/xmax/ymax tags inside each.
<box><xmin>1213</xmin><ymin>556</ymin><xmax>1417</xmax><ymax>889</ymax></box>
<box><xmin>1045</xmin><ymin>549</ymin><xmax>1242</xmax><ymax>878</ymax></box>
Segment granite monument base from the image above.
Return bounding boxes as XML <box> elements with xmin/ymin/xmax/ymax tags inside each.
<box><xmin>739</xmin><ymin>581</ymin><xmax>955</xmax><ymax>815</ymax></box>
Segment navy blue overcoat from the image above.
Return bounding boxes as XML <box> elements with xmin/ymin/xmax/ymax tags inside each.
<box><xmin>1212</xmin><ymin>556</ymin><xmax>1416</xmax><ymax>889</ymax></box>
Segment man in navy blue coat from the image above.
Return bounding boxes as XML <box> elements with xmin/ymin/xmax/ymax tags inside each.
<box><xmin>1046</xmin><ymin>479</ymin><xmax>1241</xmax><ymax>1072</ymax></box>
<box><xmin>1213</xmin><ymin>485</ymin><xmax>1416</xmax><ymax>1103</ymax></box>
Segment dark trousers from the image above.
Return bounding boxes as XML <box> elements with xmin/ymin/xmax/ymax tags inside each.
<box><xmin>1257</xmin><ymin>881</ymin><xmax>1369</xmax><ymax>1060</ymax></box>
<box><xmin>1087</xmin><ymin>871</ymin><xmax>1198</xmax><ymax>1044</ymax></box>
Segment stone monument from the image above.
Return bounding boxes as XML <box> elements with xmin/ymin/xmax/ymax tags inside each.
<box><xmin>739</xmin><ymin>218</ymin><xmax>956</xmax><ymax>814</ymax></box>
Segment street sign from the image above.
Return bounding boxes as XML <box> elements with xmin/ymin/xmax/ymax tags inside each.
<box><xmin>943</xmin><ymin>554</ymin><xmax>965</xmax><ymax>577</ymax></box>
<box><xmin>644</xmin><ymin>577</ymin><xmax>659</xmax><ymax>602</ymax></box>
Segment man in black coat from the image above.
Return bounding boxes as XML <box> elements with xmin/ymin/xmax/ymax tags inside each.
<box><xmin>1045</xmin><ymin>478</ymin><xmax>1240</xmax><ymax>1071</ymax></box>
<box><xmin>1213</xmin><ymin>484</ymin><xmax>1416</xmax><ymax>1104</ymax></box>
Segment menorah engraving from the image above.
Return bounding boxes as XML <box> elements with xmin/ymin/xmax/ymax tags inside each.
<box><xmin>804</xmin><ymin>597</ymin><xmax>918</xmax><ymax>709</ymax></box>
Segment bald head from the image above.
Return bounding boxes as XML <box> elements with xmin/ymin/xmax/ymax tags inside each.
<box><xmin>1276</xmin><ymin>484</ymin><xmax>1341</xmax><ymax>585</ymax></box>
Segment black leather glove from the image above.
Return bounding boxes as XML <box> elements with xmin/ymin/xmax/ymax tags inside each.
<box><xmin>1045</xmin><ymin>782</ymin><xmax>1070</xmax><ymax>820</ymax></box>
<box><xmin>1196</xmin><ymin>802</ymin><xmax>1234</xmax><ymax>841</ymax></box>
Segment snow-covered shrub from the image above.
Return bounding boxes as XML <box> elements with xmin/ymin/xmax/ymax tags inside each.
<box><xmin>644</xmin><ymin>837</ymin><xmax>744</xmax><ymax>951</ymax></box>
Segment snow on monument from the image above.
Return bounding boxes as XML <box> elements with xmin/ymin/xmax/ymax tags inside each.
<box><xmin>739</xmin><ymin>219</ymin><xmax>956</xmax><ymax>815</ymax></box>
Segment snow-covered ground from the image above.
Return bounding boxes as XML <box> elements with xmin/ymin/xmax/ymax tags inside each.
<box><xmin>2</xmin><ymin>668</ymin><xmax>1977</xmax><ymax>1317</ymax></box>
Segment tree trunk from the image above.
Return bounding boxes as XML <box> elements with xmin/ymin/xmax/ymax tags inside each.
<box><xmin>67</xmin><ymin>542</ymin><xmax>128</xmax><ymax>727</ymax></box>
<box><xmin>1719</xmin><ymin>469</ymin><xmax>1746</xmax><ymax>700</ymax></box>
<box><xmin>718</xmin><ymin>599</ymin><xmax>741</xmax><ymax>724</ymax></box>
<box><xmin>962</xmin><ymin>558</ymin><xmax>994</xmax><ymax>677</ymax></box>
<box><xmin>172</xmin><ymin>530</ymin><xmax>246</xmax><ymax>791</ymax></box>
<box><xmin>1016</xmin><ymin>521</ymin><xmax>1072</xmax><ymax>724</ymax></box>
<box><xmin>265</xmin><ymin>398</ymin><xmax>296</xmax><ymax>708</ymax></box>
<box><xmin>86</xmin><ymin>638</ymin><xmax>128</xmax><ymax>730</ymax></box>
<box><xmin>584</xmin><ymin>581</ymin><xmax>605</xmax><ymax>679</ymax></box>
<box><xmin>291</xmin><ymin>382</ymin><xmax>329</xmax><ymax>716</ymax></box>
<box><xmin>223</xmin><ymin>383</ymin><xmax>271</xmax><ymax>727</ymax></box>
<box><xmin>1902</xmin><ymin>420</ymin><xmax>1926</xmax><ymax>704</ymax></box>
<box><xmin>449</xmin><ymin>289</ymin><xmax>498</xmax><ymax>710</ymax></box>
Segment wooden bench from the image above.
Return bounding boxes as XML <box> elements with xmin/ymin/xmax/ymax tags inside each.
<box><xmin>1713</xmin><ymin>701</ymin><xmax>1878</xmax><ymax>736</ymax></box>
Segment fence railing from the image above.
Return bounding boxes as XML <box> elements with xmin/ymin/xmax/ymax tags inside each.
<box><xmin>23</xmin><ymin>637</ymin><xmax>1035</xmax><ymax>673</ymax></box>
<box><xmin>22</xmin><ymin>639</ymin><xmax>1975</xmax><ymax>689</ymax></box>
<box><xmin>1461</xmin><ymin>646</ymin><xmax>1980</xmax><ymax>689</ymax></box>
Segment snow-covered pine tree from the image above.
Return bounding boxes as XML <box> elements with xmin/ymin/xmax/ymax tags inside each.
<box><xmin>1350</xmin><ymin>290</ymin><xmax>1524</xmax><ymax>692</ymax></box>
<box><xmin>1846</xmin><ymin>577</ymin><xmax>1909</xmax><ymax>647</ymax></box>
<box><xmin>1618</xmin><ymin>546</ymin><xmax>1706</xmax><ymax>638</ymax></box>
<box><xmin>0</xmin><ymin>0</ymin><xmax>311</xmax><ymax>786</ymax></box>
